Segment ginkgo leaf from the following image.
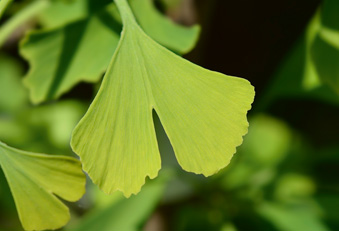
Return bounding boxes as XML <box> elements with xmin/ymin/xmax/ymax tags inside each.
<box><xmin>71</xmin><ymin>0</ymin><xmax>254</xmax><ymax>197</ymax></box>
<box><xmin>21</xmin><ymin>0</ymin><xmax>200</xmax><ymax>104</ymax></box>
<box><xmin>20</xmin><ymin>5</ymin><xmax>121</xmax><ymax>104</ymax></box>
<box><xmin>311</xmin><ymin>29</ymin><xmax>339</xmax><ymax>95</ymax></box>
<box><xmin>0</xmin><ymin>141</ymin><xmax>86</xmax><ymax>231</ymax></box>
<box><xmin>38</xmin><ymin>0</ymin><xmax>89</xmax><ymax>28</ymax></box>
<box><xmin>129</xmin><ymin>0</ymin><xmax>200</xmax><ymax>54</ymax></box>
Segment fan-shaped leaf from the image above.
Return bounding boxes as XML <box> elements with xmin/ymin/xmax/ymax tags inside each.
<box><xmin>71</xmin><ymin>0</ymin><xmax>254</xmax><ymax>197</ymax></box>
<box><xmin>0</xmin><ymin>141</ymin><xmax>86</xmax><ymax>231</ymax></box>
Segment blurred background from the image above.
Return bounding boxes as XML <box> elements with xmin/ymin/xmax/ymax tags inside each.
<box><xmin>0</xmin><ymin>0</ymin><xmax>338</xmax><ymax>230</ymax></box>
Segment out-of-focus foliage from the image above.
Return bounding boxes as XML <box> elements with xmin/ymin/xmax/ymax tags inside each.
<box><xmin>261</xmin><ymin>0</ymin><xmax>339</xmax><ymax>109</ymax></box>
<box><xmin>0</xmin><ymin>0</ymin><xmax>339</xmax><ymax>230</ymax></box>
<box><xmin>68</xmin><ymin>173</ymin><xmax>168</xmax><ymax>231</ymax></box>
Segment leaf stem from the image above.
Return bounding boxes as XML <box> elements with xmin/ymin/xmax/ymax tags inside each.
<box><xmin>0</xmin><ymin>0</ymin><xmax>13</xmax><ymax>20</ymax></box>
<box><xmin>114</xmin><ymin>0</ymin><xmax>137</xmax><ymax>26</ymax></box>
<box><xmin>0</xmin><ymin>0</ymin><xmax>49</xmax><ymax>48</ymax></box>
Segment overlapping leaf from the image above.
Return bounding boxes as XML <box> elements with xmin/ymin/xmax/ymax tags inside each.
<box><xmin>21</xmin><ymin>0</ymin><xmax>200</xmax><ymax>104</ymax></box>
<box><xmin>0</xmin><ymin>141</ymin><xmax>86</xmax><ymax>231</ymax></box>
<box><xmin>129</xmin><ymin>0</ymin><xmax>200</xmax><ymax>54</ymax></box>
<box><xmin>21</xmin><ymin>5</ymin><xmax>121</xmax><ymax>104</ymax></box>
<box><xmin>71</xmin><ymin>0</ymin><xmax>254</xmax><ymax>197</ymax></box>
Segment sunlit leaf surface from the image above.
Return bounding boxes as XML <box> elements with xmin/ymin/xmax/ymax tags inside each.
<box><xmin>0</xmin><ymin>141</ymin><xmax>86</xmax><ymax>231</ymax></box>
<box><xmin>71</xmin><ymin>0</ymin><xmax>254</xmax><ymax>197</ymax></box>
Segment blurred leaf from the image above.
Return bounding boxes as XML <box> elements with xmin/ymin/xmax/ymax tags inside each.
<box><xmin>0</xmin><ymin>54</ymin><xmax>27</xmax><ymax>113</ymax></box>
<box><xmin>0</xmin><ymin>141</ymin><xmax>86</xmax><ymax>231</ymax></box>
<box><xmin>303</xmin><ymin>0</ymin><xmax>339</xmax><ymax>94</ymax></box>
<box><xmin>24</xmin><ymin>100</ymin><xmax>87</xmax><ymax>149</ymax></box>
<box><xmin>259</xmin><ymin>3</ymin><xmax>339</xmax><ymax>110</ymax></box>
<box><xmin>0</xmin><ymin>118</ymin><xmax>29</xmax><ymax>147</ymax></box>
<box><xmin>317</xmin><ymin>194</ymin><xmax>339</xmax><ymax>223</ymax></box>
<box><xmin>0</xmin><ymin>0</ymin><xmax>13</xmax><ymax>20</ymax></box>
<box><xmin>0</xmin><ymin>0</ymin><xmax>50</xmax><ymax>47</ymax></box>
<box><xmin>311</xmin><ymin>29</ymin><xmax>339</xmax><ymax>94</ymax></box>
<box><xmin>38</xmin><ymin>0</ymin><xmax>88</xmax><ymax>28</ymax></box>
<box><xmin>0</xmin><ymin>100</ymin><xmax>86</xmax><ymax>154</ymax></box>
<box><xmin>302</xmin><ymin>9</ymin><xmax>321</xmax><ymax>90</ymax></box>
<box><xmin>258</xmin><ymin>202</ymin><xmax>329</xmax><ymax>231</ymax></box>
<box><xmin>221</xmin><ymin>223</ymin><xmax>238</xmax><ymax>231</ymax></box>
<box><xmin>223</xmin><ymin>115</ymin><xmax>292</xmax><ymax>189</ymax></box>
<box><xmin>241</xmin><ymin>115</ymin><xmax>291</xmax><ymax>166</ymax></box>
<box><xmin>71</xmin><ymin>0</ymin><xmax>254</xmax><ymax>197</ymax></box>
<box><xmin>68</xmin><ymin>177</ymin><xmax>166</xmax><ymax>231</ymax></box>
<box><xmin>130</xmin><ymin>0</ymin><xmax>200</xmax><ymax>54</ymax></box>
<box><xmin>21</xmin><ymin>5</ymin><xmax>121</xmax><ymax>104</ymax></box>
<box><xmin>321</xmin><ymin>0</ymin><xmax>339</xmax><ymax>31</ymax></box>
<box><xmin>274</xmin><ymin>173</ymin><xmax>316</xmax><ymax>203</ymax></box>
<box><xmin>38</xmin><ymin>0</ymin><xmax>113</xmax><ymax>28</ymax></box>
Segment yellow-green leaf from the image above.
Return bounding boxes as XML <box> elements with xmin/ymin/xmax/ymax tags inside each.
<box><xmin>71</xmin><ymin>0</ymin><xmax>254</xmax><ymax>197</ymax></box>
<box><xmin>0</xmin><ymin>141</ymin><xmax>86</xmax><ymax>231</ymax></box>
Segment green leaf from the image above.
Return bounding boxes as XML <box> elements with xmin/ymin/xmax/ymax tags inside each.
<box><xmin>0</xmin><ymin>0</ymin><xmax>50</xmax><ymax>48</ymax></box>
<box><xmin>38</xmin><ymin>0</ymin><xmax>113</xmax><ymax>28</ymax></box>
<box><xmin>321</xmin><ymin>0</ymin><xmax>339</xmax><ymax>31</ymax></box>
<box><xmin>258</xmin><ymin>202</ymin><xmax>329</xmax><ymax>231</ymax></box>
<box><xmin>0</xmin><ymin>0</ymin><xmax>13</xmax><ymax>20</ymax></box>
<box><xmin>222</xmin><ymin>115</ymin><xmax>292</xmax><ymax>189</ymax></box>
<box><xmin>38</xmin><ymin>0</ymin><xmax>89</xmax><ymax>28</ymax></box>
<box><xmin>0</xmin><ymin>54</ymin><xmax>27</xmax><ymax>113</ymax></box>
<box><xmin>0</xmin><ymin>100</ymin><xmax>87</xmax><ymax>155</ymax></box>
<box><xmin>129</xmin><ymin>0</ymin><xmax>200</xmax><ymax>54</ymax></box>
<box><xmin>20</xmin><ymin>5</ymin><xmax>121</xmax><ymax>104</ymax></box>
<box><xmin>68</xmin><ymin>175</ymin><xmax>166</xmax><ymax>231</ymax></box>
<box><xmin>71</xmin><ymin>0</ymin><xmax>254</xmax><ymax>197</ymax></box>
<box><xmin>311</xmin><ymin>28</ymin><xmax>339</xmax><ymax>94</ymax></box>
<box><xmin>302</xmin><ymin>9</ymin><xmax>322</xmax><ymax>90</ymax></box>
<box><xmin>258</xmin><ymin>8</ymin><xmax>339</xmax><ymax>110</ymax></box>
<box><xmin>0</xmin><ymin>141</ymin><xmax>86</xmax><ymax>231</ymax></box>
<box><xmin>309</xmin><ymin>0</ymin><xmax>339</xmax><ymax>95</ymax></box>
